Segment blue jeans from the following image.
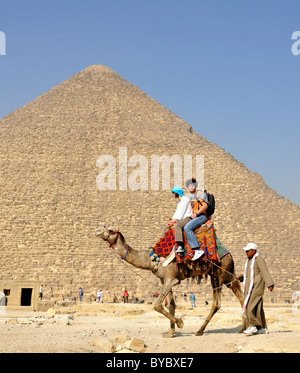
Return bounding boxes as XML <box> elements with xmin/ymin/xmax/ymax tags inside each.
<box><xmin>184</xmin><ymin>214</ymin><xmax>207</xmax><ymax>249</ymax></box>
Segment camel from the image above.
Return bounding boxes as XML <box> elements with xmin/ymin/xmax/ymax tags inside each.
<box><xmin>95</xmin><ymin>224</ymin><xmax>246</xmax><ymax>337</ymax></box>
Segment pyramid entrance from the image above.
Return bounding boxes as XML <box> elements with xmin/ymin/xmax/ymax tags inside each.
<box><xmin>20</xmin><ymin>288</ymin><xmax>32</xmax><ymax>306</ymax></box>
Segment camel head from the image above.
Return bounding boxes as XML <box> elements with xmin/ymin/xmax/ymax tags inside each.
<box><xmin>95</xmin><ymin>223</ymin><xmax>120</xmax><ymax>246</ymax></box>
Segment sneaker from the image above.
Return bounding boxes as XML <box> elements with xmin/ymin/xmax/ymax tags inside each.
<box><xmin>176</xmin><ymin>246</ymin><xmax>185</xmax><ymax>253</ymax></box>
<box><xmin>192</xmin><ymin>249</ymin><xmax>205</xmax><ymax>261</ymax></box>
<box><xmin>257</xmin><ymin>328</ymin><xmax>269</xmax><ymax>334</ymax></box>
<box><xmin>243</xmin><ymin>326</ymin><xmax>258</xmax><ymax>336</ymax></box>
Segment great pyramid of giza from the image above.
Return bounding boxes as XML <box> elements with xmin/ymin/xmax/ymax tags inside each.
<box><xmin>0</xmin><ymin>65</ymin><xmax>299</xmax><ymax>302</ymax></box>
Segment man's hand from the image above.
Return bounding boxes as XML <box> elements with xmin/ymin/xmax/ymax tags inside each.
<box><xmin>268</xmin><ymin>285</ymin><xmax>274</xmax><ymax>292</ymax></box>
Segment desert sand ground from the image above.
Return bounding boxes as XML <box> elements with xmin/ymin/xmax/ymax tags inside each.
<box><xmin>0</xmin><ymin>301</ymin><xmax>299</xmax><ymax>354</ymax></box>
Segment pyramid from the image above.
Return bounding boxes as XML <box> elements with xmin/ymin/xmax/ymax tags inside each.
<box><xmin>0</xmin><ymin>65</ymin><xmax>299</xmax><ymax>301</ymax></box>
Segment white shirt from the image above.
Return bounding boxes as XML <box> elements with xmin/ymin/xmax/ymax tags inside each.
<box><xmin>172</xmin><ymin>195</ymin><xmax>193</xmax><ymax>221</ymax></box>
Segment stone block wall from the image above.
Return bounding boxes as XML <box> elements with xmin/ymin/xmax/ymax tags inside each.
<box><xmin>0</xmin><ymin>65</ymin><xmax>299</xmax><ymax>303</ymax></box>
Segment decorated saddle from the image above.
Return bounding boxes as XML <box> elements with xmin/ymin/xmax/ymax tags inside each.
<box><xmin>149</xmin><ymin>220</ymin><xmax>222</xmax><ymax>264</ymax></box>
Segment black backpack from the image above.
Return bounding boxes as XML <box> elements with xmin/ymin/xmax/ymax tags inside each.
<box><xmin>204</xmin><ymin>190</ymin><xmax>215</xmax><ymax>216</ymax></box>
<box><xmin>194</xmin><ymin>189</ymin><xmax>215</xmax><ymax>216</ymax></box>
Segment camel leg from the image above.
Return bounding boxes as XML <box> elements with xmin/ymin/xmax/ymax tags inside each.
<box><xmin>154</xmin><ymin>278</ymin><xmax>183</xmax><ymax>337</ymax></box>
<box><xmin>195</xmin><ymin>276</ymin><xmax>221</xmax><ymax>336</ymax></box>
<box><xmin>229</xmin><ymin>280</ymin><xmax>246</xmax><ymax>332</ymax></box>
<box><xmin>161</xmin><ymin>290</ymin><xmax>176</xmax><ymax>338</ymax></box>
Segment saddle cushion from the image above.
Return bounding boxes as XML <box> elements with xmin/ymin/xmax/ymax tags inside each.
<box><xmin>179</xmin><ymin>220</ymin><xmax>218</xmax><ymax>263</ymax></box>
<box><xmin>151</xmin><ymin>220</ymin><xmax>218</xmax><ymax>263</ymax></box>
<box><xmin>152</xmin><ymin>228</ymin><xmax>175</xmax><ymax>257</ymax></box>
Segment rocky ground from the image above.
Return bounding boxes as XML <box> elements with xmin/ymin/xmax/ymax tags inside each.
<box><xmin>0</xmin><ymin>301</ymin><xmax>299</xmax><ymax>353</ymax></box>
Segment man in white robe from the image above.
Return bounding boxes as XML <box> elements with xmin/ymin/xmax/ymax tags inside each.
<box><xmin>238</xmin><ymin>243</ymin><xmax>274</xmax><ymax>335</ymax></box>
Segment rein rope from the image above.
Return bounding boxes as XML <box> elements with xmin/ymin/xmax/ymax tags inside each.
<box><xmin>204</xmin><ymin>257</ymin><xmax>240</xmax><ymax>290</ymax></box>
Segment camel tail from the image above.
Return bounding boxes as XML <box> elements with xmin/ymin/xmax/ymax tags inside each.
<box><xmin>224</xmin><ymin>254</ymin><xmax>241</xmax><ymax>291</ymax></box>
<box><xmin>228</xmin><ymin>255</ymin><xmax>235</xmax><ymax>276</ymax></box>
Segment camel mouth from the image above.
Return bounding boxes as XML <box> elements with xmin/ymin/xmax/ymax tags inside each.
<box><xmin>95</xmin><ymin>229</ymin><xmax>102</xmax><ymax>237</ymax></box>
<box><xmin>95</xmin><ymin>223</ymin><xmax>119</xmax><ymax>239</ymax></box>
<box><xmin>95</xmin><ymin>225</ymin><xmax>107</xmax><ymax>238</ymax></box>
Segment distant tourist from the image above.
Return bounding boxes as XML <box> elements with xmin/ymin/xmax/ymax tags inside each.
<box><xmin>123</xmin><ymin>288</ymin><xmax>129</xmax><ymax>303</ymax></box>
<box><xmin>0</xmin><ymin>291</ymin><xmax>6</xmax><ymax>306</ymax></box>
<box><xmin>237</xmin><ymin>243</ymin><xmax>274</xmax><ymax>336</ymax></box>
<box><xmin>78</xmin><ymin>287</ymin><xmax>84</xmax><ymax>302</ymax></box>
<box><xmin>189</xmin><ymin>292</ymin><xmax>196</xmax><ymax>308</ymax></box>
<box><xmin>96</xmin><ymin>289</ymin><xmax>103</xmax><ymax>303</ymax></box>
<box><xmin>39</xmin><ymin>285</ymin><xmax>43</xmax><ymax>301</ymax></box>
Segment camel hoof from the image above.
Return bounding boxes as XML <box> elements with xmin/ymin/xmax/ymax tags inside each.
<box><xmin>194</xmin><ymin>330</ymin><xmax>204</xmax><ymax>336</ymax></box>
<box><xmin>176</xmin><ymin>318</ymin><xmax>184</xmax><ymax>329</ymax></box>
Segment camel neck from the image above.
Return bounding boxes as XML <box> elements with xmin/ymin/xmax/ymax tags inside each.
<box><xmin>114</xmin><ymin>240</ymin><xmax>153</xmax><ymax>271</ymax></box>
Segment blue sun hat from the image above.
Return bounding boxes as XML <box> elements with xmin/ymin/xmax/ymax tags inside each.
<box><xmin>171</xmin><ymin>186</ymin><xmax>184</xmax><ymax>197</ymax></box>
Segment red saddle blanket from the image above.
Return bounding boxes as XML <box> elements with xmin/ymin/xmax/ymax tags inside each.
<box><xmin>152</xmin><ymin>220</ymin><xmax>218</xmax><ymax>262</ymax></box>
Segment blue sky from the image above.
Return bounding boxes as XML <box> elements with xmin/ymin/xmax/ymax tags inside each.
<box><xmin>0</xmin><ymin>0</ymin><xmax>299</xmax><ymax>206</ymax></box>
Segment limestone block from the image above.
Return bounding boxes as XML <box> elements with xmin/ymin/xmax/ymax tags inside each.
<box><xmin>90</xmin><ymin>337</ymin><xmax>116</xmax><ymax>353</ymax></box>
<box><xmin>124</xmin><ymin>338</ymin><xmax>146</xmax><ymax>353</ymax></box>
